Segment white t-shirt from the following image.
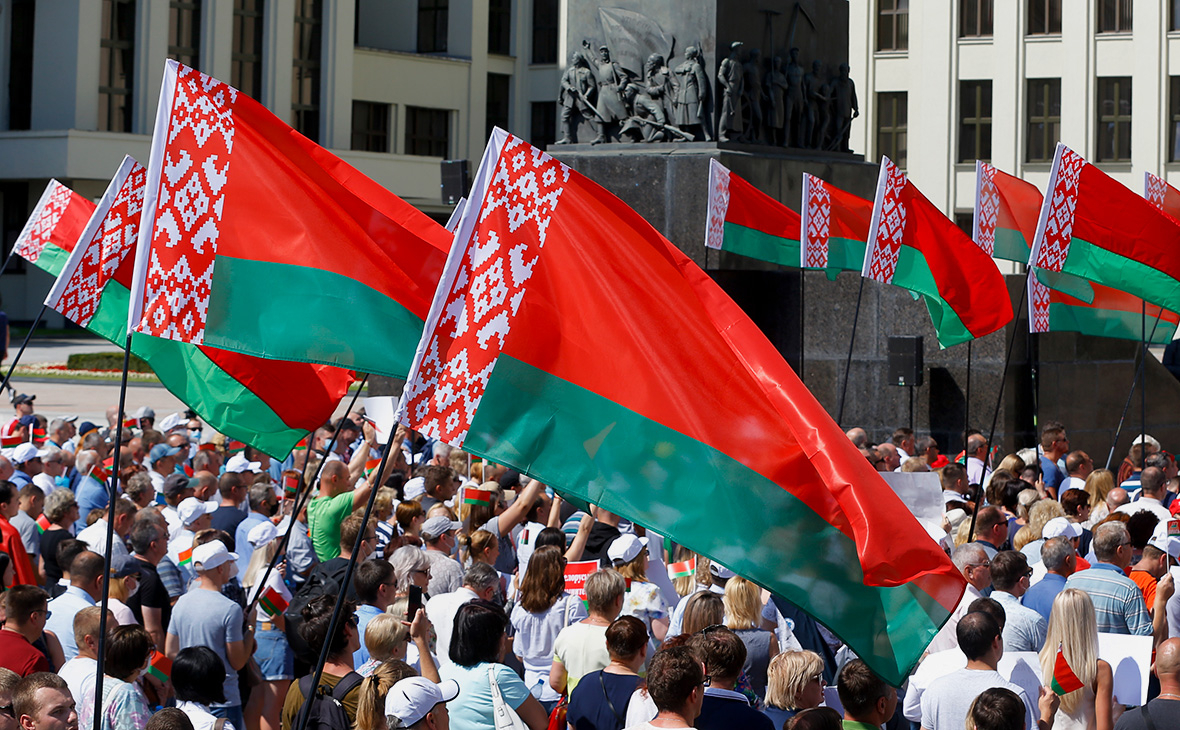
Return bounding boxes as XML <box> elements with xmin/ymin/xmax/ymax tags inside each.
<box><xmin>425</xmin><ymin>586</ymin><xmax>480</xmax><ymax>668</ymax></box>
<box><xmin>58</xmin><ymin>656</ymin><xmax>97</xmax><ymax>713</ymax></box>
<box><xmin>553</xmin><ymin>621</ymin><xmax>611</xmax><ymax>694</ymax></box>
<box><xmin>510</xmin><ymin>594</ymin><xmax>587</xmax><ymax>702</ymax></box>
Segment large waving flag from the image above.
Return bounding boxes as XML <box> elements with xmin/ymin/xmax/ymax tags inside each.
<box><xmin>863</xmin><ymin>157</ymin><xmax>1014</xmax><ymax>348</ymax></box>
<box><xmin>800</xmin><ymin>173</ymin><xmax>873</xmax><ymax>279</ymax></box>
<box><xmin>705</xmin><ymin>160</ymin><xmax>801</xmax><ymax>268</ymax></box>
<box><xmin>398</xmin><ymin>129</ymin><xmax>966</xmax><ymax>684</ymax></box>
<box><xmin>46</xmin><ymin>157</ymin><xmax>354</xmax><ymax>457</ymax></box>
<box><xmin>128</xmin><ymin>61</ymin><xmax>451</xmax><ymax>378</ymax></box>
<box><xmin>1030</xmin><ymin>144</ymin><xmax>1180</xmax><ymax>314</ymax></box>
<box><xmin>12</xmin><ymin>181</ymin><xmax>96</xmax><ymax>276</ymax></box>
<box><xmin>973</xmin><ymin>161</ymin><xmax>1043</xmax><ymax>264</ymax></box>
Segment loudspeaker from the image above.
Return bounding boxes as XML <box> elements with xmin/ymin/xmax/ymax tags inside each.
<box><xmin>887</xmin><ymin>335</ymin><xmax>924</xmax><ymax>387</ymax></box>
<box><xmin>440</xmin><ymin>159</ymin><xmax>469</xmax><ymax>205</ymax></box>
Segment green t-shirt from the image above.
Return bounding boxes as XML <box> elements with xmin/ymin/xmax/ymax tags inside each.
<box><xmin>307</xmin><ymin>491</ymin><xmax>354</xmax><ymax>560</ymax></box>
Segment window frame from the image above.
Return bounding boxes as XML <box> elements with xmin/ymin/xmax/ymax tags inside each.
<box><xmin>231</xmin><ymin>0</ymin><xmax>264</xmax><ymax>101</ymax></box>
<box><xmin>1027</xmin><ymin>0</ymin><xmax>1062</xmax><ymax>35</ymax></box>
<box><xmin>1096</xmin><ymin>76</ymin><xmax>1132</xmax><ymax>163</ymax></box>
<box><xmin>167</xmin><ymin>0</ymin><xmax>202</xmax><ymax>69</ymax></box>
<box><xmin>959</xmin><ymin>0</ymin><xmax>993</xmax><ymax>38</ymax></box>
<box><xmin>99</xmin><ymin>0</ymin><xmax>136</xmax><ymax>133</ymax></box>
<box><xmin>418</xmin><ymin>0</ymin><xmax>448</xmax><ymax>54</ymax></box>
<box><xmin>876</xmin><ymin>91</ymin><xmax>908</xmax><ymax>170</ymax></box>
<box><xmin>877</xmin><ymin>0</ymin><xmax>909</xmax><ymax>52</ymax></box>
<box><xmin>958</xmin><ymin>80</ymin><xmax>992</xmax><ymax>163</ymax></box>
<box><xmin>405</xmin><ymin>106</ymin><xmax>451</xmax><ymax>158</ymax></box>
<box><xmin>1097</xmin><ymin>0</ymin><xmax>1133</xmax><ymax>34</ymax></box>
<box><xmin>292</xmin><ymin>0</ymin><xmax>322</xmax><ymax>143</ymax></box>
<box><xmin>1025</xmin><ymin>78</ymin><xmax>1061</xmax><ymax>164</ymax></box>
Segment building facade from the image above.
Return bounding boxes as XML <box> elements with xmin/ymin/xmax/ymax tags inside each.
<box><xmin>850</xmin><ymin>0</ymin><xmax>1180</xmax><ymax>237</ymax></box>
<box><xmin>0</xmin><ymin>0</ymin><xmax>560</xmax><ymax>322</ymax></box>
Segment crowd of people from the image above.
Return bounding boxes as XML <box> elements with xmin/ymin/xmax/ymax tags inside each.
<box><xmin>0</xmin><ymin>391</ymin><xmax>1176</xmax><ymax>730</ymax></box>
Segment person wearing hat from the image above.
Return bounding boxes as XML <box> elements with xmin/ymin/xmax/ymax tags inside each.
<box><xmin>608</xmin><ymin>534</ymin><xmax>669</xmax><ymax>660</ymax></box>
<box><xmin>6</xmin><ymin>394</ymin><xmax>34</xmax><ymax>435</ymax></box>
<box><xmin>385</xmin><ymin>676</ymin><xmax>459</xmax><ymax>729</ymax></box>
<box><xmin>160</xmin><ymin>473</ymin><xmax>195</xmax><ymax>540</ymax></box>
<box><xmin>166</xmin><ymin>540</ymin><xmax>251</xmax><ymax>730</ymax></box>
<box><xmin>134</xmin><ymin>406</ymin><xmax>156</xmax><ymax>431</ymax></box>
<box><xmin>148</xmin><ymin>443</ymin><xmax>183</xmax><ymax>495</ymax></box>
<box><xmin>8</xmin><ymin>442</ymin><xmax>46</xmax><ymax>490</ymax></box>
<box><xmin>75</xmin><ymin>497</ymin><xmax>136</xmax><ymax>573</ymax></box>
<box><xmin>667</xmin><ymin>560</ymin><xmax>734</xmax><ymax>639</ymax></box>
<box><xmin>240</xmin><ymin>521</ymin><xmax>294</xmax><ymax>730</ymax></box>
<box><xmin>421</xmin><ymin>515</ymin><xmax>464</xmax><ymax>597</ymax></box>
<box><xmin>167</xmin><ymin>497</ymin><xmax>219</xmax><ymax>586</ymax></box>
<box><xmin>1130</xmin><ymin>519</ymin><xmax>1180</xmax><ymax>617</ymax></box>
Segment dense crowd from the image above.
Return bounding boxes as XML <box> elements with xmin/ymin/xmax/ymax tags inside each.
<box><xmin>0</xmin><ymin>392</ymin><xmax>1178</xmax><ymax>730</ymax></box>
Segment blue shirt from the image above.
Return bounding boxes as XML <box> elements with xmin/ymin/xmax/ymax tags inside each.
<box><xmin>46</xmin><ymin>586</ymin><xmax>96</xmax><ymax>661</ymax></box>
<box><xmin>234</xmin><ymin>512</ymin><xmax>269</xmax><ymax>576</ymax></box>
<box><xmin>352</xmin><ymin>603</ymin><xmax>384</xmax><ymax>667</ymax></box>
<box><xmin>439</xmin><ymin>662</ymin><xmax>531</xmax><ymax>730</ymax></box>
<box><xmin>1064</xmin><ymin>562</ymin><xmax>1152</xmax><ymax>635</ymax></box>
<box><xmin>9</xmin><ymin>470</ymin><xmax>30</xmax><ymax>488</ymax></box>
<box><xmin>697</xmin><ymin>688</ymin><xmax>775</xmax><ymax>730</ymax></box>
<box><xmin>74</xmin><ymin>476</ymin><xmax>108</xmax><ymax>533</ymax></box>
<box><xmin>1040</xmin><ymin>455</ymin><xmax>1065</xmax><ymax>493</ymax></box>
<box><xmin>992</xmin><ymin>590</ymin><xmax>1047</xmax><ymax>652</ymax></box>
<box><xmin>1023</xmin><ymin>572</ymin><xmax>1067</xmax><ymax>622</ymax></box>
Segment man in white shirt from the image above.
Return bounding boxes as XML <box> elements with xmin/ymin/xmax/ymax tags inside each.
<box><xmin>424</xmin><ymin>562</ymin><xmax>498</xmax><ymax>668</ymax></box>
<box><xmin>1062</xmin><ymin>450</ymin><xmax>1094</xmax><ymax>493</ymax></box>
<box><xmin>965</xmin><ymin>433</ymin><xmax>992</xmax><ymax>486</ymax></box>
<box><xmin>167</xmin><ymin>497</ymin><xmax>218</xmax><ymax>586</ymax></box>
<box><xmin>147</xmin><ymin>443</ymin><xmax>183</xmax><ymax>496</ymax></box>
<box><xmin>1117</xmin><ymin>467</ymin><xmax>1173</xmax><ymax>524</ymax></box>
<box><xmin>75</xmin><ymin>498</ymin><xmax>136</xmax><ymax>572</ymax></box>
<box><xmin>926</xmin><ymin>543</ymin><xmax>991</xmax><ymax>653</ymax></box>
<box><xmin>57</xmin><ymin>606</ymin><xmax>112</xmax><ymax>709</ymax></box>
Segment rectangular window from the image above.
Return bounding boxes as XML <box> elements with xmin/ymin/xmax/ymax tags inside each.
<box><xmin>0</xmin><ymin>184</ymin><xmax>29</xmax><ymax>274</ymax></box>
<box><xmin>418</xmin><ymin>0</ymin><xmax>448</xmax><ymax>53</ymax></box>
<box><xmin>876</xmin><ymin>92</ymin><xmax>907</xmax><ymax>169</ymax></box>
<box><xmin>488</xmin><ymin>0</ymin><xmax>510</xmax><ymax>56</ymax></box>
<box><xmin>351</xmin><ymin>101</ymin><xmax>390</xmax><ymax>153</ymax></box>
<box><xmin>959</xmin><ymin>0</ymin><xmax>993</xmax><ymax>38</ymax></box>
<box><xmin>486</xmin><ymin>74</ymin><xmax>510</xmax><ymax>140</ymax></box>
<box><xmin>1026</xmin><ymin>79</ymin><xmax>1060</xmax><ymax>163</ymax></box>
<box><xmin>405</xmin><ymin>107</ymin><xmax>450</xmax><ymax>157</ymax></box>
<box><xmin>530</xmin><ymin>102</ymin><xmax>556</xmax><ymax>149</ymax></box>
<box><xmin>168</xmin><ymin>0</ymin><xmax>201</xmax><ymax>68</ymax></box>
<box><xmin>292</xmin><ymin>0</ymin><xmax>321</xmax><ymax>142</ymax></box>
<box><xmin>954</xmin><ymin>212</ymin><xmax>974</xmax><ymax>238</ymax></box>
<box><xmin>232</xmin><ymin>0</ymin><xmax>264</xmax><ymax>101</ymax></box>
<box><xmin>531</xmin><ymin>0</ymin><xmax>558</xmax><ymax>64</ymax></box>
<box><xmin>1172</xmin><ymin>0</ymin><xmax>1180</xmax><ymax>32</ymax></box>
<box><xmin>99</xmin><ymin>0</ymin><xmax>136</xmax><ymax>133</ymax></box>
<box><xmin>1028</xmin><ymin>0</ymin><xmax>1062</xmax><ymax>34</ymax></box>
<box><xmin>7</xmin><ymin>0</ymin><xmax>34</xmax><ymax>130</ymax></box>
<box><xmin>1170</xmin><ymin>78</ymin><xmax>1180</xmax><ymax>162</ymax></box>
<box><xmin>958</xmin><ymin>81</ymin><xmax>992</xmax><ymax>163</ymax></box>
<box><xmin>1098</xmin><ymin>0</ymin><xmax>1132</xmax><ymax>33</ymax></box>
<box><xmin>877</xmin><ymin>0</ymin><xmax>909</xmax><ymax>52</ymax></box>
<box><xmin>1096</xmin><ymin>77</ymin><xmax>1132</xmax><ymax>162</ymax></box>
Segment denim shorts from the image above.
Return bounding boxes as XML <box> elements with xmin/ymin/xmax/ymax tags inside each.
<box><xmin>255</xmin><ymin>623</ymin><xmax>294</xmax><ymax>680</ymax></box>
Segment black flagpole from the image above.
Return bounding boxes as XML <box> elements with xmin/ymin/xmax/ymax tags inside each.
<box><xmin>964</xmin><ymin>340</ymin><xmax>971</xmax><ymax>455</ymax></box>
<box><xmin>92</xmin><ymin>332</ymin><xmax>134</xmax><ymax>730</ymax></box>
<box><xmin>799</xmin><ymin>270</ymin><xmax>806</xmax><ymax>383</ymax></box>
<box><xmin>1104</xmin><ymin>310</ymin><xmax>1165</xmax><ymax>470</ymax></box>
<box><xmin>0</xmin><ymin>302</ymin><xmax>48</xmax><ymax>395</ymax></box>
<box><xmin>1141</xmin><ymin>302</ymin><xmax>1147</xmax><ymax>461</ymax></box>
<box><xmin>836</xmin><ymin>277</ymin><xmax>865</xmax><ymax>427</ymax></box>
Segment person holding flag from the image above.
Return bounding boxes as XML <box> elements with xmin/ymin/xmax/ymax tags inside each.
<box><xmin>242</xmin><ymin>522</ymin><xmax>293</xmax><ymax>730</ymax></box>
<box><xmin>1037</xmin><ymin>589</ymin><xmax>1113</xmax><ymax>730</ymax></box>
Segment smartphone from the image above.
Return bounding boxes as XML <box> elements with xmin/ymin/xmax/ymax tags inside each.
<box><xmin>406</xmin><ymin>585</ymin><xmax>423</xmax><ymax>621</ymax></box>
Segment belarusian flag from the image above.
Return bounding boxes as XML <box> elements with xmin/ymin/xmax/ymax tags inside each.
<box><xmin>1030</xmin><ymin>144</ymin><xmax>1180</xmax><ymax>314</ymax></box>
<box><xmin>863</xmin><ymin>157</ymin><xmax>1014</xmax><ymax>348</ymax></box>
<box><xmin>464</xmin><ymin>489</ymin><xmax>494</xmax><ymax>506</ymax></box>
<box><xmin>364</xmin><ymin>458</ymin><xmax>382</xmax><ymax>477</ymax></box>
<box><xmin>128</xmin><ymin>61</ymin><xmax>451</xmax><ymax>379</ymax></box>
<box><xmin>1029</xmin><ymin>273</ymin><xmax>1179</xmax><ymax>344</ymax></box>
<box><xmin>1145</xmin><ymin>172</ymin><xmax>1180</xmax><ymax>221</ymax></box>
<box><xmin>11</xmin><ymin>181</ymin><xmax>96</xmax><ymax>276</ymax></box>
<box><xmin>397</xmin><ymin>129</ymin><xmax>966</xmax><ymax>684</ymax></box>
<box><xmin>46</xmin><ymin>157</ymin><xmax>355</xmax><ymax>458</ymax></box>
<box><xmin>667</xmin><ymin>558</ymin><xmax>696</xmax><ymax>579</ymax></box>
<box><xmin>177</xmin><ymin>546</ymin><xmax>193</xmax><ymax>568</ymax></box>
<box><xmin>800</xmin><ymin>173</ymin><xmax>873</xmax><ymax>278</ymax></box>
<box><xmin>146</xmin><ymin>651</ymin><xmax>172</xmax><ymax>683</ymax></box>
<box><xmin>1050</xmin><ymin>644</ymin><xmax>1084</xmax><ymax>695</ymax></box>
<box><xmin>283</xmin><ymin>473</ymin><xmax>300</xmax><ymax>499</ymax></box>
<box><xmin>0</xmin><ymin>434</ymin><xmax>22</xmax><ymax>448</ymax></box>
<box><xmin>704</xmin><ymin>160</ymin><xmax>801</xmax><ymax>268</ymax></box>
<box><xmin>35</xmin><ymin>515</ymin><xmax>50</xmax><ymax>534</ymax></box>
<box><xmin>258</xmin><ymin>587</ymin><xmax>289</xmax><ymax>618</ymax></box>
<box><xmin>973</xmin><ymin>161</ymin><xmax>1043</xmax><ymax>263</ymax></box>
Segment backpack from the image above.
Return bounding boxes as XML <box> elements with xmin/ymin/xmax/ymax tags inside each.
<box><xmin>284</xmin><ymin>558</ymin><xmax>353</xmax><ymax>664</ymax></box>
<box><xmin>293</xmin><ymin>671</ymin><xmax>363</xmax><ymax>730</ymax></box>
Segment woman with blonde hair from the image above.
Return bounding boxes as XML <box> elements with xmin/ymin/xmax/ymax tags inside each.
<box><xmin>105</xmin><ymin>565</ymin><xmax>140</xmax><ymax>625</ymax></box>
<box><xmin>1085</xmin><ymin>469</ymin><xmax>1118</xmax><ymax>524</ymax></box>
<box><xmin>680</xmin><ymin>591</ymin><xmax>724</xmax><ymax>636</ymax></box>
<box><xmin>356</xmin><ymin>599</ymin><xmax>439</xmax><ymax>680</ymax></box>
<box><xmin>609</xmin><ymin>535</ymin><xmax>669</xmax><ymax>658</ymax></box>
<box><xmin>1019</xmin><ymin>499</ymin><xmax>1066</xmax><ymax>563</ymax></box>
<box><xmin>1037</xmin><ymin>588</ymin><xmax>1114</xmax><ymax>730</ymax></box>
<box><xmin>511</xmin><ymin>546</ymin><xmax>587</xmax><ymax>711</ymax></box>
<box><xmin>724</xmin><ymin>576</ymin><xmax>779</xmax><ymax>698</ymax></box>
<box><xmin>762</xmin><ymin>650</ymin><xmax>825</xmax><ymax>728</ymax></box>
<box><xmin>355</xmin><ymin>660</ymin><xmax>418</xmax><ymax>730</ymax></box>
<box><xmin>241</xmin><ymin>523</ymin><xmax>293</xmax><ymax>730</ymax></box>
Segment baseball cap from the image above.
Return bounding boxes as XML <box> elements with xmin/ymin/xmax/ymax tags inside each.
<box><xmin>192</xmin><ymin>540</ymin><xmax>238</xmax><ymax>571</ymax></box>
<box><xmin>248</xmin><ymin>521</ymin><xmax>278</xmax><ymax>549</ymax></box>
<box><xmin>11</xmin><ymin>394</ymin><xmax>34</xmax><ymax>406</ymax></box>
<box><xmin>17</xmin><ymin>415</ymin><xmax>36</xmax><ymax>428</ymax></box>
<box><xmin>1042</xmin><ymin>516</ymin><xmax>1083</xmax><ymax>540</ymax></box>
<box><xmin>1132</xmin><ymin>433</ymin><xmax>1161</xmax><ymax>451</ymax></box>
<box><xmin>163</xmin><ymin>473</ymin><xmax>194</xmax><ymax>499</ymax></box>
<box><xmin>157</xmin><ymin>412</ymin><xmax>185</xmax><ymax>433</ymax></box>
<box><xmin>404</xmin><ymin>477</ymin><xmax>426</xmax><ymax>500</ymax></box>
<box><xmin>134</xmin><ymin>406</ymin><xmax>156</xmax><ymax>421</ymax></box>
<box><xmin>77</xmin><ymin>421</ymin><xmax>99</xmax><ymax>438</ymax></box>
<box><xmin>709</xmin><ymin>561</ymin><xmax>736</xmax><ymax>580</ymax></box>
<box><xmin>10</xmin><ymin>443</ymin><xmax>48</xmax><ymax>465</ymax></box>
<box><xmin>178</xmin><ymin>497</ymin><xmax>219</xmax><ymax>526</ymax></box>
<box><xmin>225</xmin><ymin>453</ymin><xmax>262</xmax><ymax>474</ymax></box>
<box><xmin>1149</xmin><ymin>520</ymin><xmax>1180</xmax><ymax>560</ymax></box>
<box><xmin>608</xmin><ymin>534</ymin><xmax>649</xmax><ymax>565</ymax></box>
<box><xmin>420</xmin><ymin>516</ymin><xmax>461</xmax><ymax>540</ymax></box>
<box><xmin>148</xmin><ymin>444</ymin><xmax>182</xmax><ymax>465</ymax></box>
<box><xmin>385</xmin><ymin>677</ymin><xmax>459</xmax><ymax>728</ymax></box>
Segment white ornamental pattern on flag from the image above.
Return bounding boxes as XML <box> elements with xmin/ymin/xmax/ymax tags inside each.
<box><xmin>404</xmin><ymin>135</ymin><xmax>569</xmax><ymax>445</ymax></box>
<box><xmin>1145</xmin><ymin>171</ymin><xmax>1168</xmax><ymax>211</ymax></box>
<box><xmin>13</xmin><ymin>181</ymin><xmax>74</xmax><ymax>263</ymax></box>
<box><xmin>1028</xmin><ymin>271</ymin><xmax>1052</xmax><ymax>333</ymax></box>
<box><xmin>140</xmin><ymin>63</ymin><xmax>236</xmax><ymax>344</ymax></box>
<box><xmin>803</xmin><ymin>174</ymin><xmax>831</xmax><ymax>268</ymax></box>
<box><xmin>974</xmin><ymin>162</ymin><xmax>998</xmax><ymax>256</ymax></box>
<box><xmin>1033</xmin><ymin>145</ymin><xmax>1084</xmax><ymax>273</ymax></box>
<box><xmin>704</xmin><ymin>159</ymin><xmax>730</xmax><ymax>251</ymax></box>
<box><xmin>865</xmin><ymin>158</ymin><xmax>908</xmax><ymax>285</ymax></box>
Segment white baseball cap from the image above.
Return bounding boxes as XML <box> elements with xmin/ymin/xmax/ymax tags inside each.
<box><xmin>9</xmin><ymin>443</ymin><xmax>48</xmax><ymax>465</ymax></box>
<box><xmin>248</xmin><ymin>521</ymin><xmax>278</xmax><ymax>549</ymax></box>
<box><xmin>178</xmin><ymin>496</ymin><xmax>219</xmax><ymax>526</ymax></box>
<box><xmin>709</xmin><ymin>561</ymin><xmax>736</xmax><ymax>580</ymax></box>
<box><xmin>385</xmin><ymin>677</ymin><xmax>459</xmax><ymax>728</ymax></box>
<box><xmin>404</xmin><ymin>477</ymin><xmax>426</xmax><ymax>500</ymax></box>
<box><xmin>157</xmin><ymin>412</ymin><xmax>186</xmax><ymax>433</ymax></box>
<box><xmin>1042</xmin><ymin>517</ymin><xmax>1083</xmax><ymax>541</ymax></box>
<box><xmin>1149</xmin><ymin>520</ymin><xmax>1180</xmax><ymax>560</ymax></box>
<box><xmin>226</xmin><ymin>453</ymin><xmax>262</xmax><ymax>474</ymax></box>
<box><xmin>192</xmin><ymin>540</ymin><xmax>238</xmax><ymax>571</ymax></box>
<box><xmin>608</xmin><ymin>534</ymin><xmax>649</xmax><ymax>565</ymax></box>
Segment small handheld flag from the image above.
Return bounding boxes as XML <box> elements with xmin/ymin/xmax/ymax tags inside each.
<box><xmin>668</xmin><ymin>558</ymin><xmax>696</xmax><ymax>579</ymax></box>
<box><xmin>1050</xmin><ymin>644</ymin><xmax>1085</xmax><ymax>695</ymax></box>
<box><xmin>178</xmin><ymin>546</ymin><xmax>194</xmax><ymax>568</ymax></box>
<box><xmin>283</xmin><ymin>474</ymin><xmax>300</xmax><ymax>499</ymax></box>
<box><xmin>146</xmin><ymin>650</ymin><xmax>172</xmax><ymax>682</ymax></box>
<box><xmin>464</xmin><ymin>489</ymin><xmax>494</xmax><ymax>506</ymax></box>
<box><xmin>0</xmin><ymin>434</ymin><xmax>22</xmax><ymax>448</ymax></box>
<box><xmin>35</xmin><ymin>514</ymin><xmax>50</xmax><ymax>534</ymax></box>
<box><xmin>258</xmin><ymin>587</ymin><xmax>289</xmax><ymax>618</ymax></box>
<box><xmin>123</xmin><ymin>417</ymin><xmax>139</xmax><ymax>429</ymax></box>
<box><xmin>30</xmin><ymin>428</ymin><xmax>46</xmax><ymax>445</ymax></box>
<box><xmin>365</xmin><ymin>458</ymin><xmax>382</xmax><ymax>477</ymax></box>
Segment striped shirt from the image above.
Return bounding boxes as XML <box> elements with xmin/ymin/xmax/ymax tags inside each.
<box><xmin>1064</xmin><ymin>562</ymin><xmax>1151</xmax><ymax>635</ymax></box>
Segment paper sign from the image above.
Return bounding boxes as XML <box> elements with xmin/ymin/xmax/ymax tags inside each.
<box><xmin>879</xmin><ymin>471</ymin><xmax>948</xmax><ymax>544</ymax></box>
<box><xmin>361</xmin><ymin>397</ymin><xmax>399</xmax><ymax>443</ymax></box>
<box><xmin>1098</xmin><ymin>632</ymin><xmax>1153</xmax><ymax>706</ymax></box>
<box><xmin>564</xmin><ymin>560</ymin><xmax>599</xmax><ymax>601</ymax></box>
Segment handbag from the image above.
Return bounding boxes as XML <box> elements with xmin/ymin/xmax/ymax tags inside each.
<box><xmin>546</xmin><ymin>694</ymin><xmax>568</xmax><ymax>730</ymax></box>
<box><xmin>488</xmin><ymin>665</ymin><xmax>528</xmax><ymax>730</ymax></box>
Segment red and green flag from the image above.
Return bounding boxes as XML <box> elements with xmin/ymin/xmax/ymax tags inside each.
<box><xmin>364</xmin><ymin>458</ymin><xmax>382</xmax><ymax>477</ymax></box>
<box><xmin>864</xmin><ymin>157</ymin><xmax>1014</xmax><ymax>348</ymax></box>
<box><xmin>146</xmin><ymin>650</ymin><xmax>172</xmax><ymax>683</ymax></box>
<box><xmin>128</xmin><ymin>61</ymin><xmax>452</xmax><ymax>380</ymax></box>
<box><xmin>11</xmin><ymin>181</ymin><xmax>96</xmax><ymax>277</ymax></box>
<box><xmin>0</xmin><ymin>434</ymin><xmax>22</xmax><ymax>448</ymax></box>
<box><xmin>397</xmin><ymin>129</ymin><xmax>966</xmax><ymax>684</ymax></box>
<box><xmin>45</xmin><ymin>157</ymin><xmax>356</xmax><ymax>458</ymax></box>
<box><xmin>704</xmin><ymin>160</ymin><xmax>801</xmax><ymax>268</ymax></box>
<box><xmin>177</xmin><ymin>546</ymin><xmax>194</xmax><ymax>568</ymax></box>
<box><xmin>35</xmin><ymin>514</ymin><xmax>50</xmax><ymax>534</ymax></box>
<box><xmin>800</xmin><ymin>173</ymin><xmax>873</xmax><ymax>279</ymax></box>
<box><xmin>1145</xmin><ymin>172</ymin><xmax>1180</xmax><ymax>221</ymax></box>
<box><xmin>464</xmin><ymin>488</ymin><xmax>494</xmax><ymax>506</ymax></box>
<box><xmin>1050</xmin><ymin>644</ymin><xmax>1084</xmax><ymax>695</ymax></box>
<box><xmin>283</xmin><ymin>473</ymin><xmax>300</xmax><ymax>499</ymax></box>
<box><xmin>973</xmin><ymin>161</ymin><xmax>1043</xmax><ymax>264</ymax></box>
<box><xmin>667</xmin><ymin>558</ymin><xmax>696</xmax><ymax>579</ymax></box>
<box><xmin>1030</xmin><ymin>144</ymin><xmax>1180</xmax><ymax>314</ymax></box>
<box><xmin>258</xmin><ymin>587</ymin><xmax>289</xmax><ymax>618</ymax></box>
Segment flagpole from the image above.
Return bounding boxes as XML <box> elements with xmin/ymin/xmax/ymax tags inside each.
<box><xmin>1104</xmin><ymin>310</ymin><xmax>1165</xmax><ymax>470</ymax></box>
<box><xmin>92</xmin><ymin>332</ymin><xmax>134</xmax><ymax>730</ymax></box>
<box><xmin>836</xmin><ymin>277</ymin><xmax>865</xmax><ymax>427</ymax></box>
<box><xmin>969</xmin><ymin>275</ymin><xmax>1028</xmax><ymax>542</ymax></box>
<box><xmin>964</xmin><ymin>340</ymin><xmax>971</xmax><ymax>455</ymax></box>
<box><xmin>0</xmin><ymin>302</ymin><xmax>47</xmax><ymax>396</ymax></box>
<box><xmin>244</xmin><ymin>374</ymin><xmax>370</xmax><ymax>616</ymax></box>
<box><xmin>295</xmin><ymin>419</ymin><xmax>403</xmax><ymax>730</ymax></box>
<box><xmin>1141</xmin><ymin>301</ymin><xmax>1147</xmax><ymax>462</ymax></box>
<box><xmin>798</xmin><ymin>270</ymin><xmax>806</xmax><ymax>383</ymax></box>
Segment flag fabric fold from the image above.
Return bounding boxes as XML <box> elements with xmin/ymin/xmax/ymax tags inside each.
<box><xmin>397</xmin><ymin>129</ymin><xmax>966</xmax><ymax>684</ymax></box>
<box><xmin>800</xmin><ymin>173</ymin><xmax>873</xmax><ymax>278</ymax></box>
<box><xmin>12</xmin><ymin>181</ymin><xmax>96</xmax><ymax>276</ymax></box>
<box><xmin>1030</xmin><ymin>144</ymin><xmax>1180</xmax><ymax>314</ymax></box>
<box><xmin>44</xmin><ymin>156</ymin><xmax>355</xmax><ymax>458</ymax></box>
<box><xmin>704</xmin><ymin>159</ymin><xmax>802</xmax><ymax>268</ymax></box>
<box><xmin>1050</xmin><ymin>644</ymin><xmax>1084</xmax><ymax>696</ymax></box>
<box><xmin>863</xmin><ymin>157</ymin><xmax>1014</xmax><ymax>348</ymax></box>
<box><xmin>1145</xmin><ymin>172</ymin><xmax>1180</xmax><ymax>222</ymax></box>
<box><xmin>973</xmin><ymin>161</ymin><xmax>1043</xmax><ymax>264</ymax></box>
<box><xmin>128</xmin><ymin>60</ymin><xmax>452</xmax><ymax>379</ymax></box>
<box><xmin>258</xmin><ymin>587</ymin><xmax>289</xmax><ymax>618</ymax></box>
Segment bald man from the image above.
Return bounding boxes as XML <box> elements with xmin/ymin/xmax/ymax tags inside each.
<box><xmin>845</xmin><ymin>428</ymin><xmax>868</xmax><ymax>449</ymax></box>
<box><xmin>1115</xmin><ymin>637</ymin><xmax>1180</xmax><ymax>728</ymax></box>
<box><xmin>306</xmin><ymin>460</ymin><xmax>374</xmax><ymax>561</ymax></box>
